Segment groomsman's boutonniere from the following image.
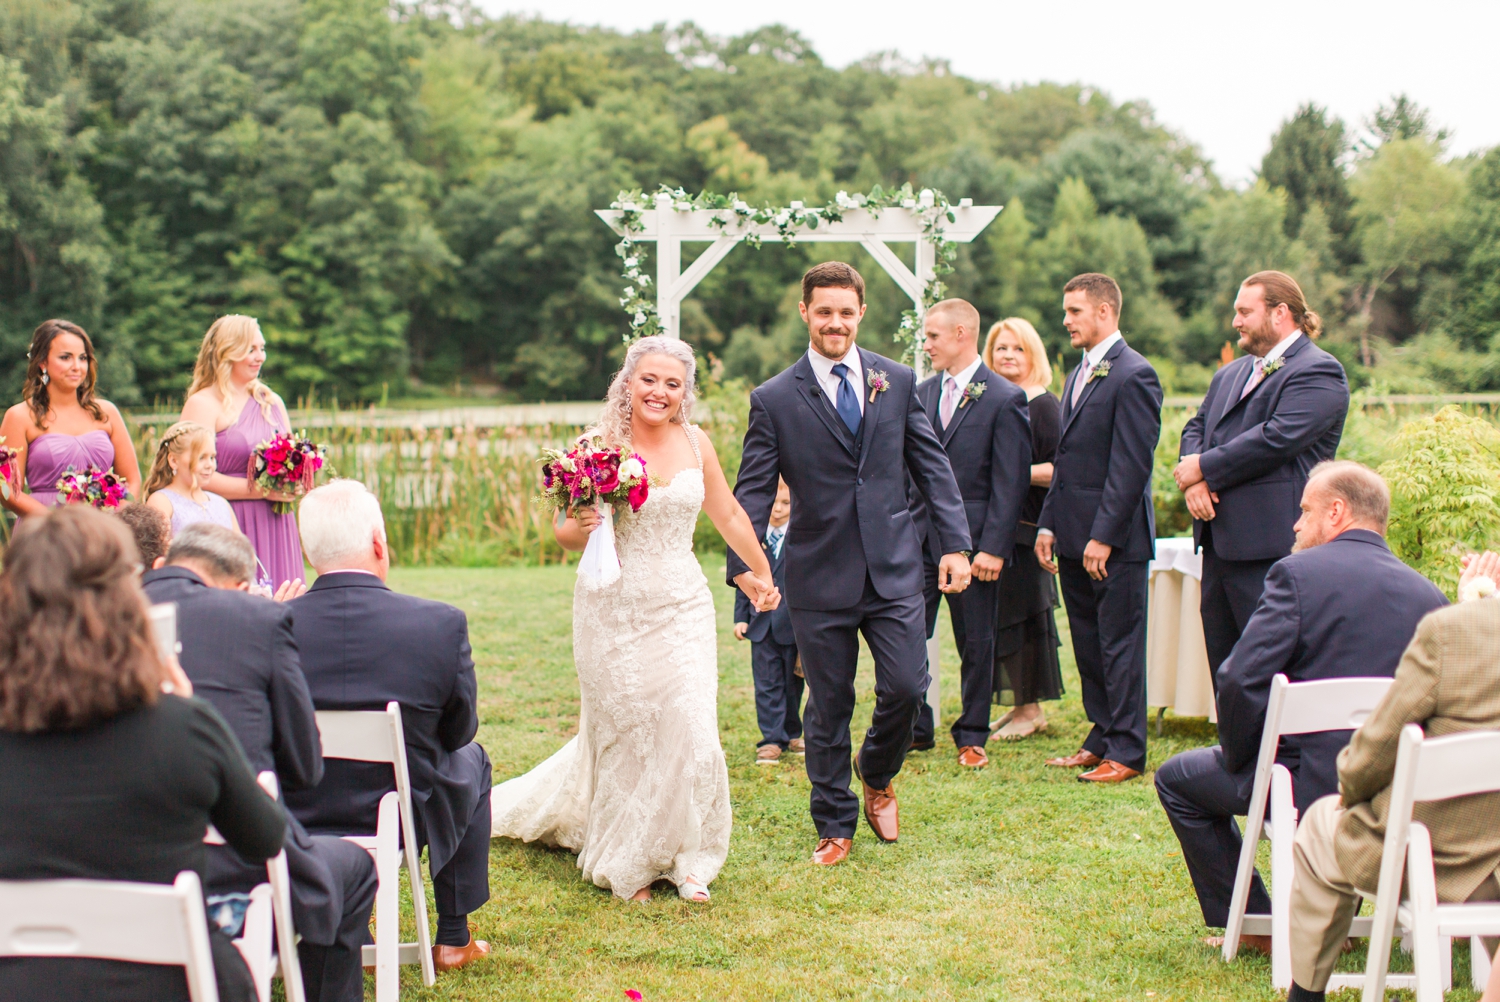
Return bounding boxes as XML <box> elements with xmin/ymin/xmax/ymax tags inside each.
<box><xmin>1086</xmin><ymin>359</ymin><xmax>1112</xmax><ymax>384</ymax></box>
<box><xmin>867</xmin><ymin>370</ymin><xmax>890</xmax><ymax>403</ymax></box>
<box><xmin>1261</xmin><ymin>357</ymin><xmax>1285</xmax><ymax>376</ymax></box>
<box><xmin>958</xmin><ymin>381</ymin><xmax>986</xmax><ymax>408</ymax></box>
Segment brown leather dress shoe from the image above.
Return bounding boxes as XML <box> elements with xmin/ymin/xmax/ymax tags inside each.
<box><xmin>957</xmin><ymin>745</ymin><xmax>988</xmax><ymax>768</ymax></box>
<box><xmin>1045</xmin><ymin>749</ymin><xmax>1102</xmax><ymax>769</ymax></box>
<box><xmin>811</xmin><ymin>837</ymin><xmax>852</xmax><ymax>865</ymax></box>
<box><xmin>1077</xmin><ymin>760</ymin><xmax>1141</xmax><ymax>783</ymax></box>
<box><xmin>432</xmin><ymin>927</ymin><xmax>491</xmax><ymax>972</ymax></box>
<box><xmin>862</xmin><ymin>782</ymin><xmax>899</xmax><ymax>842</ymax></box>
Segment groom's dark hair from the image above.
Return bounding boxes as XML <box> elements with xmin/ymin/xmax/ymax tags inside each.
<box><xmin>802</xmin><ymin>261</ymin><xmax>865</xmax><ymax>306</ymax></box>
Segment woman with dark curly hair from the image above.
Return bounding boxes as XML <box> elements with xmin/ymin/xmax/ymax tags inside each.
<box><xmin>0</xmin><ymin>506</ymin><xmax>285</xmax><ymax>1002</ymax></box>
<box><xmin>0</xmin><ymin>319</ymin><xmax>142</xmax><ymax>516</ymax></box>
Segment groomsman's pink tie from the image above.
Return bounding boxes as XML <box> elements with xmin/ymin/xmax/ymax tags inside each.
<box><xmin>939</xmin><ymin>376</ymin><xmax>959</xmax><ymax>429</ymax></box>
<box><xmin>1239</xmin><ymin>356</ymin><xmax>1267</xmax><ymax>401</ymax></box>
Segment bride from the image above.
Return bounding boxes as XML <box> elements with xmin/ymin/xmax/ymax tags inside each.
<box><xmin>490</xmin><ymin>336</ymin><xmax>780</xmax><ymax>903</ymax></box>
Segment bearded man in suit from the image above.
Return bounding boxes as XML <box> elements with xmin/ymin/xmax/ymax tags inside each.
<box><xmin>1035</xmin><ymin>273</ymin><xmax>1163</xmax><ymax>784</ymax></box>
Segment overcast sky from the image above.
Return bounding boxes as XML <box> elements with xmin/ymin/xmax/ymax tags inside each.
<box><xmin>480</xmin><ymin>0</ymin><xmax>1499</xmax><ymax>184</ymax></box>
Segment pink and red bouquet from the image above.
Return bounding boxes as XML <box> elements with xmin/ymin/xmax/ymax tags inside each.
<box><xmin>56</xmin><ymin>465</ymin><xmax>130</xmax><ymax>509</ymax></box>
<box><xmin>249</xmin><ymin>431</ymin><xmax>325</xmax><ymax>515</ymax></box>
<box><xmin>537</xmin><ymin>435</ymin><xmax>650</xmax><ymax>515</ymax></box>
<box><xmin>0</xmin><ymin>436</ymin><xmax>16</xmax><ymax>501</ymax></box>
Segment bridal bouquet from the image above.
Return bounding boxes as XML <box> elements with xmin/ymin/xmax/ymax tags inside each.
<box><xmin>0</xmin><ymin>436</ymin><xmax>16</xmax><ymax>501</ymax></box>
<box><xmin>537</xmin><ymin>437</ymin><xmax>650</xmax><ymax>587</ymax></box>
<box><xmin>56</xmin><ymin>466</ymin><xmax>130</xmax><ymax>509</ymax></box>
<box><xmin>249</xmin><ymin>431</ymin><xmax>325</xmax><ymax>514</ymax></box>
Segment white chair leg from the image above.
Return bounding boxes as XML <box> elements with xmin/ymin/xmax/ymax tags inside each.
<box><xmin>374</xmin><ymin>793</ymin><xmax>400</xmax><ymax>1002</ymax></box>
<box><xmin>1474</xmin><ymin>936</ymin><xmax>1493</xmax><ymax>991</ymax></box>
<box><xmin>233</xmin><ymin>884</ymin><xmax>275</xmax><ymax>1002</ymax></box>
<box><xmin>1270</xmin><ymin>768</ymin><xmax>1296</xmax><ymax>991</ymax></box>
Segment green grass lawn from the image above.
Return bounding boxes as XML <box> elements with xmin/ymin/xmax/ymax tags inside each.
<box><xmin>373</xmin><ymin>562</ymin><xmax>1467</xmax><ymax>1002</ymax></box>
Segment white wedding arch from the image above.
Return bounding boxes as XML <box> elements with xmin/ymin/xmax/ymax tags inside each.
<box><xmin>595</xmin><ymin>185</ymin><xmax>1005</xmax><ymax>724</ymax></box>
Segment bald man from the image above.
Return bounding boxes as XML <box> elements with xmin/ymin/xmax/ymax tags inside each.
<box><xmin>909</xmin><ymin>299</ymin><xmax>1032</xmax><ymax>766</ymax></box>
<box><xmin>1154</xmin><ymin>461</ymin><xmax>1446</xmax><ymax>950</ymax></box>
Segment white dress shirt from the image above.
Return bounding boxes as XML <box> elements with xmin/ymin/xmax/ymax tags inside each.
<box><xmin>806</xmin><ymin>345</ymin><xmax>865</xmax><ymax>416</ymax></box>
<box><xmin>1070</xmin><ymin>331</ymin><xmax>1123</xmax><ymax>408</ymax></box>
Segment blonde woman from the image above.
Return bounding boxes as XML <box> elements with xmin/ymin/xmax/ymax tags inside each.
<box><xmin>982</xmin><ymin>317</ymin><xmax>1064</xmax><ymax>740</ymax></box>
<box><xmin>180</xmin><ymin>316</ymin><xmax>303</xmax><ymax>590</ymax></box>
<box><xmin>143</xmin><ymin>421</ymin><xmax>238</xmax><ymax>537</ymax></box>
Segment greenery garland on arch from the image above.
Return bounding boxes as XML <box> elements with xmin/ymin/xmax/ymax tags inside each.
<box><xmin>610</xmin><ymin>183</ymin><xmax>960</xmax><ymax>364</ymax></box>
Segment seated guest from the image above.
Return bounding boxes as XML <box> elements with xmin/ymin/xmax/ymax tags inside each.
<box><xmin>1154</xmin><ymin>461</ymin><xmax>1446</xmax><ymax>952</ymax></box>
<box><xmin>143</xmin><ymin>523</ymin><xmax>377</xmax><ymax>1002</ymax></box>
<box><xmin>1286</xmin><ymin>572</ymin><xmax>1500</xmax><ymax>1001</ymax></box>
<box><xmin>119</xmin><ymin>500</ymin><xmax>172</xmax><ymax>570</ymax></box>
<box><xmin>0</xmin><ymin>506</ymin><xmax>284</xmax><ymax>1002</ymax></box>
<box><xmin>286</xmin><ymin>479</ymin><xmax>493</xmax><ymax>971</ymax></box>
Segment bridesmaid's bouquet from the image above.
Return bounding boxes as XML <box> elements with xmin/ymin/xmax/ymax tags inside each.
<box><xmin>537</xmin><ymin>436</ymin><xmax>650</xmax><ymax>588</ymax></box>
<box><xmin>0</xmin><ymin>436</ymin><xmax>16</xmax><ymax>501</ymax></box>
<box><xmin>249</xmin><ymin>431</ymin><xmax>325</xmax><ymax>514</ymax></box>
<box><xmin>56</xmin><ymin>466</ymin><xmax>130</xmax><ymax>509</ymax></box>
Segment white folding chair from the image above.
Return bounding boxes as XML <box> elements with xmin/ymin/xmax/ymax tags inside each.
<box><xmin>315</xmin><ymin>700</ymin><xmax>436</xmax><ymax>1002</ymax></box>
<box><xmin>1359</xmin><ymin>724</ymin><xmax>1500</xmax><ymax>1001</ymax></box>
<box><xmin>1223</xmin><ymin>673</ymin><xmax>1396</xmax><ymax>988</ymax></box>
<box><xmin>0</xmin><ymin>870</ymin><xmax>219</xmax><ymax>1002</ymax></box>
<box><xmin>205</xmin><ymin>771</ymin><xmax>306</xmax><ymax>1002</ymax></box>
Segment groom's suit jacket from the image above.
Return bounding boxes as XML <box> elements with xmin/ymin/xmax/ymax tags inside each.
<box><xmin>1178</xmin><ymin>335</ymin><xmax>1348</xmax><ymax>562</ymax></box>
<box><xmin>728</xmin><ymin>348</ymin><xmax>970</xmax><ymax>611</ymax></box>
<box><xmin>1038</xmin><ymin>338</ymin><xmax>1163</xmax><ymax>562</ymax></box>
<box><xmin>910</xmin><ymin>361</ymin><xmax>1032</xmax><ymax>564</ymax></box>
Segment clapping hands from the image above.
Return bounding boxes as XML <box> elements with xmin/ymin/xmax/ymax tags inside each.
<box><xmin>1459</xmin><ymin>550</ymin><xmax>1500</xmax><ymax>601</ymax></box>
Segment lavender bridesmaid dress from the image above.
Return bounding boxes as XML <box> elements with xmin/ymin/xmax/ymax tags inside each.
<box><xmin>215</xmin><ymin>401</ymin><xmax>305</xmax><ymax>589</ymax></box>
<box><xmin>24</xmin><ymin>431</ymin><xmax>116</xmax><ymax>507</ymax></box>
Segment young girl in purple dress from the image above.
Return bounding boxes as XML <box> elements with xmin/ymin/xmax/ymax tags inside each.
<box><xmin>180</xmin><ymin>316</ymin><xmax>305</xmax><ymax>590</ymax></box>
<box><xmin>0</xmin><ymin>320</ymin><xmax>142</xmax><ymax>518</ymax></box>
<box><xmin>143</xmin><ymin>421</ymin><xmax>239</xmax><ymax>537</ymax></box>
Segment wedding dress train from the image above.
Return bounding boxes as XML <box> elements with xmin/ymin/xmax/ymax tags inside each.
<box><xmin>490</xmin><ymin>426</ymin><xmax>731</xmax><ymax>898</ymax></box>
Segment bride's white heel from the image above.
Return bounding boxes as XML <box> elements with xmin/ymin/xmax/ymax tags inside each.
<box><xmin>677</xmin><ymin>878</ymin><xmax>710</xmax><ymax>903</ymax></box>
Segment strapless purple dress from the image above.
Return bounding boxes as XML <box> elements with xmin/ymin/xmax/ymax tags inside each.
<box><xmin>25</xmin><ymin>431</ymin><xmax>116</xmax><ymax>507</ymax></box>
<box><xmin>215</xmin><ymin>401</ymin><xmax>305</xmax><ymax>589</ymax></box>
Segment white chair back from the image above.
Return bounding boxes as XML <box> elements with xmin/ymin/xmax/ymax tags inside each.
<box><xmin>314</xmin><ymin>701</ymin><xmax>435</xmax><ymax>999</ymax></box>
<box><xmin>0</xmin><ymin>870</ymin><xmax>219</xmax><ymax>1002</ymax></box>
<box><xmin>1362</xmin><ymin>725</ymin><xmax>1500</xmax><ymax>1002</ymax></box>
<box><xmin>1224</xmin><ymin>673</ymin><xmax>1396</xmax><ymax>987</ymax></box>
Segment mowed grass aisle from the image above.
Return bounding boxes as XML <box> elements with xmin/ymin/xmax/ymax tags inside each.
<box><xmin>381</xmin><ymin>563</ymin><xmax>1468</xmax><ymax>1002</ymax></box>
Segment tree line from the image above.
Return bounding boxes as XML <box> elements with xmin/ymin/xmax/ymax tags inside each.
<box><xmin>2</xmin><ymin>0</ymin><xmax>1498</xmax><ymax>407</ymax></box>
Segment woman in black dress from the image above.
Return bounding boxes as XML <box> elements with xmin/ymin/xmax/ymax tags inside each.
<box><xmin>983</xmin><ymin>318</ymin><xmax>1064</xmax><ymax>740</ymax></box>
<box><xmin>0</xmin><ymin>506</ymin><xmax>285</xmax><ymax>1002</ymax></box>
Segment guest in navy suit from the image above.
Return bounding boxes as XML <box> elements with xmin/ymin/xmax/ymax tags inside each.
<box><xmin>285</xmin><ymin>480</ymin><xmax>493</xmax><ymax>973</ymax></box>
<box><xmin>1155</xmin><ymin>462</ymin><xmax>1446</xmax><ymax>949</ymax></box>
<box><xmin>729</xmin><ymin>262</ymin><xmax>971</xmax><ymax>866</ymax></box>
<box><xmin>142</xmin><ymin>523</ymin><xmax>377</xmax><ymax>1002</ymax></box>
<box><xmin>1036</xmin><ymin>273</ymin><xmax>1163</xmax><ymax>783</ymax></box>
<box><xmin>734</xmin><ymin>478</ymin><xmax>803</xmax><ymax>764</ymax></box>
<box><xmin>908</xmin><ymin>299</ymin><xmax>1031</xmax><ymax>768</ymax></box>
<box><xmin>1175</xmin><ymin>270</ymin><xmax>1350</xmax><ymax>682</ymax></box>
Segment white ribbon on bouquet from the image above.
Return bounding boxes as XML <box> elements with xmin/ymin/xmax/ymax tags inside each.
<box><xmin>576</xmin><ymin>504</ymin><xmax>621</xmax><ymax>589</ymax></box>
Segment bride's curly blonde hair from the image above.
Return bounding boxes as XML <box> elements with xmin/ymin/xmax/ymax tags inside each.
<box><xmin>591</xmin><ymin>336</ymin><xmax>698</xmax><ymax>447</ymax></box>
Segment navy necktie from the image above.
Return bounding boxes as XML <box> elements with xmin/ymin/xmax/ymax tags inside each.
<box><xmin>831</xmin><ymin>362</ymin><xmax>862</xmax><ymax>436</ymax></box>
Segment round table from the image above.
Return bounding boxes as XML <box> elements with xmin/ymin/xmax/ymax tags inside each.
<box><xmin>1148</xmin><ymin>536</ymin><xmax>1215</xmax><ymax>724</ymax></box>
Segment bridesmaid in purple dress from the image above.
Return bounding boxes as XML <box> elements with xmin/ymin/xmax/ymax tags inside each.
<box><xmin>1</xmin><ymin>320</ymin><xmax>142</xmax><ymax>518</ymax></box>
<box><xmin>180</xmin><ymin>315</ymin><xmax>306</xmax><ymax>590</ymax></box>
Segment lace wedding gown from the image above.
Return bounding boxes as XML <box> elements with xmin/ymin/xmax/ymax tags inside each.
<box><xmin>490</xmin><ymin>425</ymin><xmax>732</xmax><ymax>898</ymax></box>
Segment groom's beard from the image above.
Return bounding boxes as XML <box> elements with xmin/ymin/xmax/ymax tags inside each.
<box><xmin>1238</xmin><ymin>315</ymin><xmax>1279</xmax><ymax>356</ymax></box>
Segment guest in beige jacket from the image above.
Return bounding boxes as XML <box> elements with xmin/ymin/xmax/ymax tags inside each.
<box><xmin>1285</xmin><ymin>587</ymin><xmax>1500</xmax><ymax>1002</ymax></box>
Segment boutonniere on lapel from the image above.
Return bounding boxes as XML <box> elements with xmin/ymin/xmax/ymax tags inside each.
<box><xmin>1086</xmin><ymin>359</ymin><xmax>1112</xmax><ymax>384</ymax></box>
<box><xmin>958</xmin><ymin>380</ymin><xmax>986</xmax><ymax>408</ymax></box>
<box><xmin>867</xmin><ymin>370</ymin><xmax>890</xmax><ymax>403</ymax></box>
<box><xmin>1261</xmin><ymin>357</ymin><xmax>1285</xmax><ymax>376</ymax></box>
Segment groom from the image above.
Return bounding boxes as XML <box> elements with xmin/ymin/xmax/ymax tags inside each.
<box><xmin>730</xmin><ymin>261</ymin><xmax>973</xmax><ymax>866</ymax></box>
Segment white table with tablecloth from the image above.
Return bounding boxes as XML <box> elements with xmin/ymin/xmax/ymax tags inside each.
<box><xmin>1147</xmin><ymin>536</ymin><xmax>1216</xmax><ymax>723</ymax></box>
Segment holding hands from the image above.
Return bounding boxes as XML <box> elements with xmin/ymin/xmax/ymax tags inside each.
<box><xmin>734</xmin><ymin>571</ymin><xmax>782</xmax><ymax>613</ymax></box>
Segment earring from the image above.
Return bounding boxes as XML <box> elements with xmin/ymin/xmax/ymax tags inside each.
<box><xmin>40</xmin><ymin>372</ymin><xmax>49</xmax><ymax>385</ymax></box>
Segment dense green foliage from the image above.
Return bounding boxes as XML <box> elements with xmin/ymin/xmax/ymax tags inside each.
<box><xmin>2</xmin><ymin>0</ymin><xmax>1498</xmax><ymax>408</ymax></box>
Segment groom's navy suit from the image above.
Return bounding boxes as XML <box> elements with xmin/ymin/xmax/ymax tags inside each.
<box><xmin>910</xmin><ymin>362</ymin><xmax>1032</xmax><ymax>749</ymax></box>
<box><xmin>1178</xmin><ymin>334</ymin><xmax>1349</xmax><ymax>680</ymax></box>
<box><xmin>729</xmin><ymin>347</ymin><xmax>970</xmax><ymax>839</ymax></box>
<box><xmin>1038</xmin><ymin>337</ymin><xmax>1162</xmax><ymax>771</ymax></box>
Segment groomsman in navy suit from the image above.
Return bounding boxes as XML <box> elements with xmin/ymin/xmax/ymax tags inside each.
<box><xmin>730</xmin><ymin>262</ymin><xmax>971</xmax><ymax>866</ymax></box>
<box><xmin>1174</xmin><ymin>270</ymin><xmax>1349</xmax><ymax>683</ymax></box>
<box><xmin>909</xmin><ymin>299</ymin><xmax>1032</xmax><ymax>768</ymax></box>
<box><xmin>1036</xmin><ymin>273</ymin><xmax>1163</xmax><ymax>784</ymax></box>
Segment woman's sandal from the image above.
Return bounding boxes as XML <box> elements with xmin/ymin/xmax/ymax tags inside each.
<box><xmin>677</xmin><ymin>879</ymin><xmax>711</xmax><ymax>903</ymax></box>
<box><xmin>996</xmin><ymin>716</ymin><xmax>1049</xmax><ymax>741</ymax></box>
<box><xmin>988</xmin><ymin>709</ymin><xmax>1016</xmax><ymax>734</ymax></box>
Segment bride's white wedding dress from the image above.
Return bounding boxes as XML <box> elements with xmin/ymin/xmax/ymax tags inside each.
<box><xmin>490</xmin><ymin>425</ymin><xmax>731</xmax><ymax>898</ymax></box>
